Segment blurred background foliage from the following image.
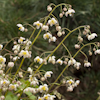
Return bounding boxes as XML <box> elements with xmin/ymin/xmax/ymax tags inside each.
<box><xmin>0</xmin><ymin>0</ymin><xmax>100</xmax><ymax>100</ymax></box>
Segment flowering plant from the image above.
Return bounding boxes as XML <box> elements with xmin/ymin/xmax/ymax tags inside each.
<box><xmin>0</xmin><ymin>3</ymin><xmax>99</xmax><ymax>100</ymax></box>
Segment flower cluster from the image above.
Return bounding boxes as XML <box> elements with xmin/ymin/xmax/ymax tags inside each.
<box><xmin>0</xmin><ymin>3</ymin><xmax>100</xmax><ymax>100</ymax></box>
<box><xmin>66</xmin><ymin>79</ymin><xmax>80</xmax><ymax>92</ymax></box>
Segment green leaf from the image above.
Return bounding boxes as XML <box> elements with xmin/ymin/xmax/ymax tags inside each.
<box><xmin>5</xmin><ymin>92</ymin><xmax>18</xmax><ymax>100</ymax></box>
<box><xmin>24</xmin><ymin>91</ymin><xmax>36</xmax><ymax>100</ymax></box>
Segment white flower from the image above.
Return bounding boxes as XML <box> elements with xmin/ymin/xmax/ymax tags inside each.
<box><xmin>24</xmin><ymin>39</ymin><xmax>32</xmax><ymax>45</ymax></box>
<box><xmin>44</xmin><ymin>71</ymin><xmax>53</xmax><ymax>79</ymax></box>
<box><xmin>19</xmin><ymin>50</ymin><xmax>31</xmax><ymax>58</ymax></box>
<box><xmin>47</xmin><ymin>6</ymin><xmax>52</xmax><ymax>12</ymax></box>
<box><xmin>42</xmin><ymin>25</ymin><xmax>49</xmax><ymax>31</ymax></box>
<box><xmin>0</xmin><ymin>56</ymin><xmax>6</xmax><ymax>64</ymax></box>
<box><xmin>29</xmin><ymin>76</ymin><xmax>39</xmax><ymax>86</ymax></box>
<box><xmin>33</xmin><ymin>21</ymin><xmax>42</xmax><ymax>29</ymax></box>
<box><xmin>27</xmin><ymin>67</ymin><xmax>32</xmax><ymax>74</ymax></box>
<box><xmin>48</xmin><ymin>56</ymin><xmax>56</xmax><ymax>64</ymax></box>
<box><xmin>12</xmin><ymin>44</ymin><xmax>20</xmax><ymax>51</ymax></box>
<box><xmin>74</xmin><ymin>62</ymin><xmax>81</xmax><ymax>70</ymax></box>
<box><xmin>66</xmin><ymin>79</ymin><xmax>74</xmax><ymax>85</ymax></box>
<box><xmin>43</xmin><ymin>94</ymin><xmax>56</xmax><ymax>100</ymax></box>
<box><xmin>39</xmin><ymin>84</ymin><xmax>48</xmax><ymax>93</ymax></box>
<box><xmin>43</xmin><ymin>33</ymin><xmax>52</xmax><ymax>39</ymax></box>
<box><xmin>0</xmin><ymin>44</ymin><xmax>3</xmax><ymax>50</ymax></box>
<box><xmin>48</xmin><ymin>18</ymin><xmax>58</xmax><ymax>26</ymax></box>
<box><xmin>74</xmin><ymin>80</ymin><xmax>80</xmax><ymax>87</ymax></box>
<box><xmin>56</xmin><ymin>59</ymin><xmax>63</xmax><ymax>65</ymax></box>
<box><xmin>95</xmin><ymin>49</ymin><xmax>100</xmax><ymax>55</ymax></box>
<box><xmin>8</xmin><ymin>62</ymin><xmax>14</xmax><ymax>67</ymax></box>
<box><xmin>38</xmin><ymin>97</ymin><xmax>43</xmax><ymax>100</ymax></box>
<box><xmin>68</xmin><ymin>58</ymin><xmax>76</xmax><ymax>66</ymax></box>
<box><xmin>13</xmin><ymin>56</ymin><xmax>20</xmax><ymax>61</ymax></box>
<box><xmin>57</xmin><ymin>31</ymin><xmax>62</xmax><ymax>37</ymax></box>
<box><xmin>0</xmin><ymin>95</ymin><xmax>5</xmax><ymax>100</ymax></box>
<box><xmin>17</xmin><ymin>24</ymin><xmax>25</xmax><ymax>32</ymax></box>
<box><xmin>24</xmin><ymin>87</ymin><xmax>36</xmax><ymax>94</ymax></box>
<box><xmin>34</xmin><ymin>56</ymin><xmax>43</xmax><ymax>64</ymax></box>
<box><xmin>84</xmin><ymin>61</ymin><xmax>91</xmax><ymax>67</ymax></box>
<box><xmin>87</xmin><ymin>33</ymin><xmax>97</xmax><ymax>40</ymax></box>
<box><xmin>18</xmin><ymin>72</ymin><xmax>23</xmax><ymax>78</ymax></box>
<box><xmin>1</xmin><ymin>79</ymin><xmax>10</xmax><ymax>87</ymax></box>
<box><xmin>65</xmin><ymin>8</ymin><xmax>75</xmax><ymax>17</ymax></box>
<box><xmin>9</xmin><ymin>84</ymin><xmax>17</xmax><ymax>91</ymax></box>
<box><xmin>49</xmin><ymin>36</ymin><xmax>57</xmax><ymax>42</ymax></box>
<box><xmin>30</xmin><ymin>78</ymin><xmax>39</xmax><ymax>86</ymax></box>
<box><xmin>18</xmin><ymin>37</ymin><xmax>25</xmax><ymax>44</ymax></box>
<box><xmin>74</xmin><ymin>44</ymin><xmax>80</xmax><ymax>49</ymax></box>
<box><xmin>67</xmin><ymin>86</ymin><xmax>73</xmax><ymax>92</ymax></box>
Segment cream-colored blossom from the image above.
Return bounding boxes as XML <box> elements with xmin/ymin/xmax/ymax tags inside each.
<box><xmin>0</xmin><ymin>44</ymin><xmax>3</xmax><ymax>50</ymax></box>
<box><xmin>49</xmin><ymin>36</ymin><xmax>57</xmax><ymax>42</ymax></box>
<box><xmin>84</xmin><ymin>61</ymin><xmax>91</xmax><ymax>67</ymax></box>
<box><xmin>44</xmin><ymin>71</ymin><xmax>53</xmax><ymax>79</ymax></box>
<box><xmin>19</xmin><ymin>50</ymin><xmax>31</xmax><ymax>58</ymax></box>
<box><xmin>42</xmin><ymin>25</ymin><xmax>49</xmax><ymax>31</ymax></box>
<box><xmin>43</xmin><ymin>33</ymin><xmax>52</xmax><ymax>39</ymax></box>
<box><xmin>39</xmin><ymin>84</ymin><xmax>48</xmax><ymax>93</ymax></box>
<box><xmin>74</xmin><ymin>62</ymin><xmax>81</xmax><ymax>70</ymax></box>
<box><xmin>9</xmin><ymin>84</ymin><xmax>17</xmax><ymax>91</ymax></box>
<box><xmin>17</xmin><ymin>24</ymin><xmax>25</xmax><ymax>32</ymax></box>
<box><xmin>56</xmin><ymin>59</ymin><xmax>63</xmax><ymax>65</ymax></box>
<box><xmin>87</xmin><ymin>33</ymin><xmax>97</xmax><ymax>40</ymax></box>
<box><xmin>48</xmin><ymin>56</ymin><xmax>56</xmax><ymax>64</ymax></box>
<box><xmin>18</xmin><ymin>37</ymin><xmax>25</xmax><ymax>44</ymax></box>
<box><xmin>33</xmin><ymin>21</ymin><xmax>42</xmax><ymax>29</ymax></box>
<box><xmin>68</xmin><ymin>58</ymin><xmax>76</xmax><ymax>66</ymax></box>
<box><xmin>94</xmin><ymin>49</ymin><xmax>100</xmax><ymax>55</ymax></box>
<box><xmin>34</xmin><ymin>56</ymin><xmax>43</xmax><ymax>64</ymax></box>
<box><xmin>48</xmin><ymin>18</ymin><xmax>58</xmax><ymax>26</ymax></box>
<box><xmin>65</xmin><ymin>8</ymin><xmax>75</xmax><ymax>17</ymax></box>
<box><xmin>0</xmin><ymin>56</ymin><xmax>6</xmax><ymax>64</ymax></box>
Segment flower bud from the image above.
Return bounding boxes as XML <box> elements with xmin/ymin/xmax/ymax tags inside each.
<box><xmin>47</xmin><ymin>6</ymin><xmax>52</xmax><ymax>12</ymax></box>
<box><xmin>56</xmin><ymin>26</ymin><xmax>61</xmax><ymax>31</ymax></box>
<box><xmin>59</xmin><ymin>13</ymin><xmax>63</xmax><ymax>18</ymax></box>
<box><xmin>8</xmin><ymin>62</ymin><xmax>14</xmax><ymax>67</ymax></box>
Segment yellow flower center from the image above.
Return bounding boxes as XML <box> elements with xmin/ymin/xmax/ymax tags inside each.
<box><xmin>45</xmin><ymin>34</ymin><xmax>49</xmax><ymax>38</ymax></box>
<box><xmin>45</xmin><ymin>96</ymin><xmax>48</xmax><ymax>100</ymax></box>
<box><xmin>19</xmin><ymin>27</ymin><xmax>22</xmax><ymax>30</ymax></box>
<box><xmin>11</xmin><ymin>85</ymin><xmax>15</xmax><ymax>89</ymax></box>
<box><xmin>37</xmin><ymin>58</ymin><xmax>40</xmax><ymax>62</ymax></box>
<box><xmin>36</xmin><ymin>23</ymin><xmax>40</xmax><ymax>26</ymax></box>
<box><xmin>3</xmin><ymin>81</ymin><xmax>6</xmax><ymax>85</ymax></box>
<box><xmin>50</xmin><ymin>20</ymin><xmax>55</xmax><ymax>25</ymax></box>
<box><xmin>0</xmin><ymin>58</ymin><xmax>4</xmax><ymax>63</ymax></box>
<box><xmin>20</xmin><ymin>38</ymin><xmax>23</xmax><ymax>42</ymax></box>
<box><xmin>22</xmin><ymin>51</ymin><xmax>27</xmax><ymax>56</ymax></box>
<box><xmin>39</xmin><ymin>98</ymin><xmax>42</xmax><ymax>100</ymax></box>
<box><xmin>0</xmin><ymin>45</ymin><xmax>2</xmax><ymax>48</ymax></box>
<box><xmin>69</xmin><ymin>81</ymin><xmax>72</xmax><ymax>84</ymax></box>
<box><xmin>58</xmin><ymin>61</ymin><xmax>61</xmax><ymax>64</ymax></box>
<box><xmin>42</xmin><ymin>86</ymin><xmax>46</xmax><ymax>90</ymax></box>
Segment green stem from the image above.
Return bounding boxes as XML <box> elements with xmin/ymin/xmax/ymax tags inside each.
<box><xmin>80</xmin><ymin>50</ymin><xmax>88</xmax><ymax>60</ymax></box>
<box><xmin>12</xmin><ymin>58</ymin><xmax>24</xmax><ymax>80</ymax></box>
<box><xmin>62</xmin><ymin>43</ymin><xmax>72</xmax><ymax>57</ymax></box>
<box><xmin>48</xmin><ymin>42</ymin><xmax>98</xmax><ymax>92</ymax></box>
